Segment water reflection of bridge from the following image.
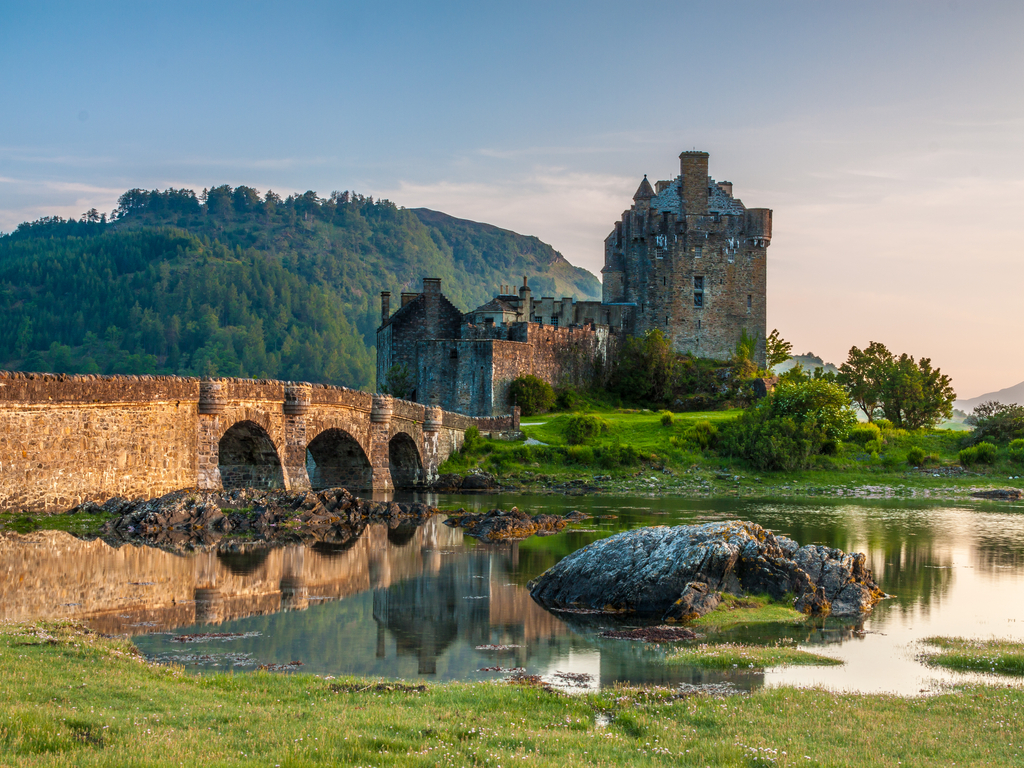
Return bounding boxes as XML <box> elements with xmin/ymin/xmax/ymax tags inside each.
<box><xmin>0</xmin><ymin>522</ymin><xmax>565</xmax><ymax>647</ymax></box>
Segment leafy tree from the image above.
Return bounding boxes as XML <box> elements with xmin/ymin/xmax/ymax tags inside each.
<box><xmin>879</xmin><ymin>354</ymin><xmax>955</xmax><ymax>430</ymax></box>
<box><xmin>837</xmin><ymin>342</ymin><xmax>954</xmax><ymax>429</ymax></box>
<box><xmin>381</xmin><ymin>363</ymin><xmax>416</xmax><ymax>399</ymax></box>
<box><xmin>964</xmin><ymin>401</ymin><xmax>1024</xmax><ymax>445</ymax></box>
<box><xmin>508</xmin><ymin>375</ymin><xmax>555</xmax><ymax>416</ymax></box>
<box><xmin>765</xmin><ymin>328</ymin><xmax>793</xmax><ymax>369</ymax></box>
<box><xmin>836</xmin><ymin>342</ymin><xmax>892</xmax><ymax>422</ymax></box>
<box><xmin>608</xmin><ymin>329</ymin><xmax>677</xmax><ymax>405</ymax></box>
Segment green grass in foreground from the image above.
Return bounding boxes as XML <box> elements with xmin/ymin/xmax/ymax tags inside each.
<box><xmin>666</xmin><ymin>641</ymin><xmax>841</xmax><ymax>670</ymax></box>
<box><xmin>688</xmin><ymin>593</ymin><xmax>807</xmax><ymax>632</ymax></box>
<box><xmin>3</xmin><ymin>621</ymin><xmax>1024</xmax><ymax>766</ymax></box>
<box><xmin>923</xmin><ymin>637</ymin><xmax>1024</xmax><ymax>675</ymax></box>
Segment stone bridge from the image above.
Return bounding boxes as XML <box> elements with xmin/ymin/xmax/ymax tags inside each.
<box><xmin>0</xmin><ymin>371</ymin><xmax>519</xmax><ymax>512</ymax></box>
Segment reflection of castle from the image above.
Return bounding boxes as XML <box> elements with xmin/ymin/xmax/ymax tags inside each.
<box><xmin>371</xmin><ymin>544</ymin><xmax>569</xmax><ymax>675</ymax></box>
<box><xmin>376</xmin><ymin>151</ymin><xmax>772</xmax><ymax>416</ymax></box>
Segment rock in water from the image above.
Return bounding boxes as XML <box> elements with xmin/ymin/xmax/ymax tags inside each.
<box><xmin>527</xmin><ymin>521</ymin><xmax>884</xmax><ymax>620</ymax></box>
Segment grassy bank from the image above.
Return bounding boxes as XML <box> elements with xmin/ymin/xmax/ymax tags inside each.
<box><xmin>2</xmin><ymin>621</ymin><xmax>1023</xmax><ymax>766</ymax></box>
<box><xmin>923</xmin><ymin>637</ymin><xmax>1024</xmax><ymax>676</ymax></box>
<box><xmin>688</xmin><ymin>594</ymin><xmax>808</xmax><ymax>632</ymax></box>
<box><xmin>440</xmin><ymin>407</ymin><xmax>1024</xmax><ymax>500</ymax></box>
<box><xmin>665</xmin><ymin>641</ymin><xmax>841</xmax><ymax>670</ymax></box>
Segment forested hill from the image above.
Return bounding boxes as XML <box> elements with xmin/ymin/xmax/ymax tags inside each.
<box><xmin>0</xmin><ymin>186</ymin><xmax>601</xmax><ymax>389</ymax></box>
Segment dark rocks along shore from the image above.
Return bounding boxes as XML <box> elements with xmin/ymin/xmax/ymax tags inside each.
<box><xmin>68</xmin><ymin>488</ymin><xmax>438</xmax><ymax>549</ymax></box>
<box><xmin>443</xmin><ymin>507</ymin><xmax>590</xmax><ymax>541</ymax></box>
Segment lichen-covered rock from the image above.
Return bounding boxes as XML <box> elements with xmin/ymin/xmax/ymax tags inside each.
<box><xmin>528</xmin><ymin>521</ymin><xmax>884</xmax><ymax>621</ymax></box>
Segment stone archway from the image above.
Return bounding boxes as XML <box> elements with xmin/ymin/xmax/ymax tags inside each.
<box><xmin>306</xmin><ymin>428</ymin><xmax>373</xmax><ymax>490</ymax></box>
<box><xmin>389</xmin><ymin>432</ymin><xmax>423</xmax><ymax>489</ymax></box>
<box><xmin>218</xmin><ymin>420</ymin><xmax>285</xmax><ymax>489</ymax></box>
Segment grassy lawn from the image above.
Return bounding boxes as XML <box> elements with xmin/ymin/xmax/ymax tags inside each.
<box><xmin>922</xmin><ymin>637</ymin><xmax>1024</xmax><ymax>676</ymax></box>
<box><xmin>439</xmin><ymin>406</ymin><xmax>1024</xmax><ymax>500</ymax></box>
<box><xmin>3</xmin><ymin>620</ymin><xmax>1024</xmax><ymax>766</ymax></box>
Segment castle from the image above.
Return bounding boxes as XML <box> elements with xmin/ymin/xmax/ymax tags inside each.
<box><xmin>376</xmin><ymin>150</ymin><xmax>772</xmax><ymax>417</ymax></box>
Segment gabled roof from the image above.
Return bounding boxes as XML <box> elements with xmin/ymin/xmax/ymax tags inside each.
<box><xmin>470</xmin><ymin>297</ymin><xmax>518</xmax><ymax>314</ymax></box>
<box><xmin>633</xmin><ymin>175</ymin><xmax>655</xmax><ymax>201</ymax></box>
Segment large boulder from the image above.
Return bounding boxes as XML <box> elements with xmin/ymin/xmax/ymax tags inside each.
<box><xmin>528</xmin><ymin>521</ymin><xmax>884</xmax><ymax>620</ymax></box>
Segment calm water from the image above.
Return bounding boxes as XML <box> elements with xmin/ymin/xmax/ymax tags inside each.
<box><xmin>4</xmin><ymin>492</ymin><xmax>1024</xmax><ymax>695</ymax></box>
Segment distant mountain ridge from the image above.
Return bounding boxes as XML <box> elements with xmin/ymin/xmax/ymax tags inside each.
<box><xmin>0</xmin><ymin>185</ymin><xmax>601</xmax><ymax>389</ymax></box>
<box><xmin>955</xmin><ymin>380</ymin><xmax>1024</xmax><ymax>412</ymax></box>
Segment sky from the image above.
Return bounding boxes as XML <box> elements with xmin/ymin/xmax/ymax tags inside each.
<box><xmin>1</xmin><ymin>0</ymin><xmax>1022</xmax><ymax>399</ymax></box>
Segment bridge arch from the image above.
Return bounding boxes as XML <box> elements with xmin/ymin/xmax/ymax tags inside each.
<box><xmin>218</xmin><ymin>420</ymin><xmax>285</xmax><ymax>489</ymax></box>
<box><xmin>388</xmin><ymin>431</ymin><xmax>424</xmax><ymax>489</ymax></box>
<box><xmin>306</xmin><ymin>427</ymin><xmax>373</xmax><ymax>490</ymax></box>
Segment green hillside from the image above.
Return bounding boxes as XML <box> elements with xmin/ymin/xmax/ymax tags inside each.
<box><xmin>0</xmin><ymin>186</ymin><xmax>601</xmax><ymax>389</ymax></box>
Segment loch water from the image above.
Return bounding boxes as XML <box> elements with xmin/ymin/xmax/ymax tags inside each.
<box><xmin>4</xmin><ymin>492</ymin><xmax>1024</xmax><ymax>695</ymax></box>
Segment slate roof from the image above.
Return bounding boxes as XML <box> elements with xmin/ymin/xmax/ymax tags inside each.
<box><xmin>632</xmin><ymin>175</ymin><xmax>655</xmax><ymax>201</ymax></box>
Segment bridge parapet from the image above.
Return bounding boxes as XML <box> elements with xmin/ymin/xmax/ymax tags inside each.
<box><xmin>0</xmin><ymin>370</ymin><xmax>518</xmax><ymax>512</ymax></box>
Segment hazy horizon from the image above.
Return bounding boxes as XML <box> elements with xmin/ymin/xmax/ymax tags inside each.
<box><xmin>2</xmin><ymin>0</ymin><xmax>1021</xmax><ymax>399</ymax></box>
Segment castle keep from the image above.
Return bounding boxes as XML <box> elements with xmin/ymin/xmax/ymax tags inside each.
<box><xmin>377</xmin><ymin>150</ymin><xmax>771</xmax><ymax>417</ymax></box>
<box><xmin>602</xmin><ymin>150</ymin><xmax>771</xmax><ymax>365</ymax></box>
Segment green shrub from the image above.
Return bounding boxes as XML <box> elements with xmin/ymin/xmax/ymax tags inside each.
<box><xmin>960</xmin><ymin>442</ymin><xmax>997</xmax><ymax>467</ymax></box>
<box><xmin>874</xmin><ymin>419</ymin><xmax>894</xmax><ymax>430</ymax></box>
<box><xmin>976</xmin><ymin>441</ymin><xmax>998</xmax><ymax>464</ymax></box>
<box><xmin>659</xmin><ymin>411</ymin><xmax>674</xmax><ymax>426</ymax></box>
<box><xmin>565</xmin><ymin>445</ymin><xmax>595</xmax><ymax>465</ymax></box>
<box><xmin>565</xmin><ymin>414</ymin><xmax>608</xmax><ymax>445</ymax></box>
<box><xmin>462</xmin><ymin>426</ymin><xmax>482</xmax><ymax>453</ymax></box>
<box><xmin>720</xmin><ymin>379</ymin><xmax>857</xmax><ymax>471</ymax></box>
<box><xmin>864</xmin><ymin>438</ymin><xmax>882</xmax><ymax>454</ymax></box>
<box><xmin>688</xmin><ymin>420</ymin><xmax>719</xmax><ymax>451</ymax></box>
<box><xmin>849</xmin><ymin>423</ymin><xmax>881</xmax><ymax>445</ymax></box>
<box><xmin>555</xmin><ymin>387</ymin><xmax>580</xmax><ymax>411</ymax></box>
<box><xmin>509</xmin><ymin>375</ymin><xmax>555</xmax><ymax>417</ymax></box>
<box><xmin>906</xmin><ymin>446</ymin><xmax>926</xmax><ymax>467</ymax></box>
<box><xmin>1010</xmin><ymin>439</ymin><xmax>1024</xmax><ymax>464</ymax></box>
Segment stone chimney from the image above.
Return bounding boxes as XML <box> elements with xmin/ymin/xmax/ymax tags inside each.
<box><xmin>380</xmin><ymin>291</ymin><xmax>391</xmax><ymax>323</ymax></box>
<box><xmin>423</xmin><ymin>277</ymin><xmax>441</xmax><ymax>338</ymax></box>
<box><xmin>680</xmin><ymin>150</ymin><xmax>709</xmax><ymax>216</ymax></box>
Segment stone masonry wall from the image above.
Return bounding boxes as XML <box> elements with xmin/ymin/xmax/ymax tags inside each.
<box><xmin>0</xmin><ymin>371</ymin><xmax>516</xmax><ymax>511</ymax></box>
<box><xmin>0</xmin><ymin>372</ymin><xmax>201</xmax><ymax>512</ymax></box>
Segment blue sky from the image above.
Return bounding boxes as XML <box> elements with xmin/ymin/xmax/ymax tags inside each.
<box><xmin>2</xmin><ymin>0</ymin><xmax>1022</xmax><ymax>397</ymax></box>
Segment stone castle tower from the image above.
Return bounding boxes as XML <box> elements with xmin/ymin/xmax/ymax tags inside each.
<box><xmin>601</xmin><ymin>151</ymin><xmax>771</xmax><ymax>366</ymax></box>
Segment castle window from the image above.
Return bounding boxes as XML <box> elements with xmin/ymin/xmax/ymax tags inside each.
<box><xmin>747</xmin><ymin>294</ymin><xmax>752</xmax><ymax>311</ymax></box>
<box><xmin>665</xmin><ymin>315</ymin><xmax>669</xmax><ymax>326</ymax></box>
<box><xmin>662</xmin><ymin>276</ymin><xmax>666</xmax><ymax>286</ymax></box>
<box><xmin>694</xmin><ymin>247</ymin><xmax>702</xmax><ymax>259</ymax></box>
<box><xmin>694</xmin><ymin>276</ymin><xmax>704</xmax><ymax>308</ymax></box>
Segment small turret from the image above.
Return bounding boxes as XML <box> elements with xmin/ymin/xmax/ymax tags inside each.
<box><xmin>633</xmin><ymin>175</ymin><xmax>655</xmax><ymax>203</ymax></box>
<box><xmin>518</xmin><ymin>276</ymin><xmax>532</xmax><ymax>321</ymax></box>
